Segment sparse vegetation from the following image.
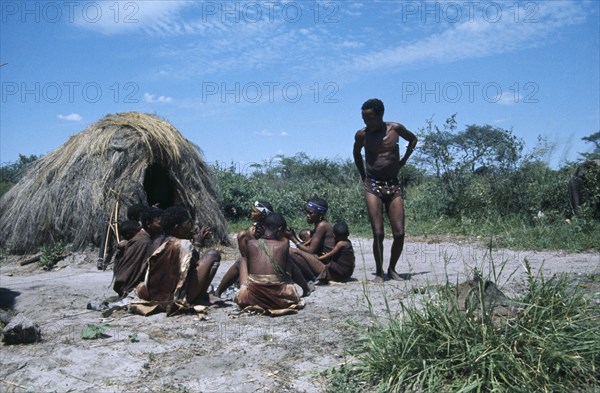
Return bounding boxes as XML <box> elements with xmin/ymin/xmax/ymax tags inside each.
<box><xmin>39</xmin><ymin>241</ymin><xmax>67</xmax><ymax>270</ymax></box>
<box><xmin>211</xmin><ymin>120</ymin><xmax>599</xmax><ymax>252</ymax></box>
<box><xmin>80</xmin><ymin>324</ymin><xmax>109</xmax><ymax>340</ymax></box>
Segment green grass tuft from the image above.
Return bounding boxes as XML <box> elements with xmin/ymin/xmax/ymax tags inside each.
<box><xmin>327</xmin><ymin>264</ymin><xmax>600</xmax><ymax>392</ymax></box>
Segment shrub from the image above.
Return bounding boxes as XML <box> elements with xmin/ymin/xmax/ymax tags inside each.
<box><xmin>39</xmin><ymin>241</ymin><xmax>67</xmax><ymax>270</ymax></box>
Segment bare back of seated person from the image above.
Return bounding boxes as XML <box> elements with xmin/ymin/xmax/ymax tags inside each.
<box><xmin>244</xmin><ymin>238</ymin><xmax>288</xmax><ymax>277</ymax></box>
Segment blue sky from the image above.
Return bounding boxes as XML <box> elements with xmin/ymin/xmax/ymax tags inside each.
<box><xmin>1</xmin><ymin>1</ymin><xmax>598</xmax><ymax>172</ymax></box>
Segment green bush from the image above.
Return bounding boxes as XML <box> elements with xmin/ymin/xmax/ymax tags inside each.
<box><xmin>211</xmin><ymin>148</ymin><xmax>598</xmax><ymax>252</ymax></box>
<box><xmin>39</xmin><ymin>241</ymin><xmax>67</xmax><ymax>270</ymax></box>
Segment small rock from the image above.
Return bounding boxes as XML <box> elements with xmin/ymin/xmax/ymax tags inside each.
<box><xmin>87</xmin><ymin>300</ymin><xmax>109</xmax><ymax>311</ymax></box>
<box><xmin>2</xmin><ymin>314</ymin><xmax>41</xmax><ymax>344</ymax></box>
<box><xmin>0</xmin><ymin>311</ymin><xmax>12</xmax><ymax>325</ymax></box>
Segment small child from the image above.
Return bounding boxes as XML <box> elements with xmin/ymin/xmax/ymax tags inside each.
<box><xmin>119</xmin><ymin>220</ymin><xmax>142</xmax><ymax>242</ymax></box>
<box><xmin>298</xmin><ymin>229</ymin><xmax>311</xmax><ymax>243</ymax></box>
<box><xmin>113</xmin><ymin>219</ymin><xmax>142</xmax><ymax>257</ymax></box>
<box><xmin>316</xmin><ymin>222</ymin><xmax>355</xmax><ymax>284</ymax></box>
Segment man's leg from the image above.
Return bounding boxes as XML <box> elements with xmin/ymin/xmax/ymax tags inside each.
<box><xmin>365</xmin><ymin>192</ymin><xmax>385</xmax><ymax>281</ymax></box>
<box><xmin>215</xmin><ymin>258</ymin><xmax>240</xmax><ymax>297</ymax></box>
<box><xmin>187</xmin><ymin>249</ymin><xmax>221</xmax><ymax>303</ymax></box>
<box><xmin>385</xmin><ymin>196</ymin><xmax>405</xmax><ymax>280</ymax></box>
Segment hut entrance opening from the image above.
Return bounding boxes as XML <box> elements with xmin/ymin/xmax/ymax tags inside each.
<box><xmin>144</xmin><ymin>164</ymin><xmax>176</xmax><ymax>208</ymax></box>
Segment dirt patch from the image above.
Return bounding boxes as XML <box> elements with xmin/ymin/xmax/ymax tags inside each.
<box><xmin>1</xmin><ymin>238</ymin><xmax>598</xmax><ymax>392</ymax></box>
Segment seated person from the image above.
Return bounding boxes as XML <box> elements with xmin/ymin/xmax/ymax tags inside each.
<box><xmin>98</xmin><ymin>204</ymin><xmax>148</xmax><ymax>270</ymax></box>
<box><xmin>136</xmin><ymin>206</ymin><xmax>221</xmax><ymax>305</ymax></box>
<box><xmin>119</xmin><ymin>220</ymin><xmax>142</xmax><ymax>241</ymax></box>
<box><xmin>214</xmin><ymin>200</ymin><xmax>272</xmax><ymax>298</ymax></box>
<box><xmin>127</xmin><ymin>204</ymin><xmax>147</xmax><ymax>223</ymax></box>
<box><xmin>235</xmin><ymin>213</ymin><xmax>306</xmax><ymax>312</ymax></box>
<box><xmin>315</xmin><ymin>222</ymin><xmax>355</xmax><ymax>284</ymax></box>
<box><xmin>112</xmin><ymin>207</ymin><xmax>163</xmax><ymax>298</ymax></box>
<box><xmin>287</xmin><ymin>197</ymin><xmax>335</xmax><ymax>281</ymax></box>
<box><xmin>111</xmin><ymin>219</ymin><xmax>142</xmax><ymax>267</ymax></box>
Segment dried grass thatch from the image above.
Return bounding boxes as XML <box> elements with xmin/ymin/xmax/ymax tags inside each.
<box><xmin>0</xmin><ymin>112</ymin><xmax>228</xmax><ymax>253</ymax></box>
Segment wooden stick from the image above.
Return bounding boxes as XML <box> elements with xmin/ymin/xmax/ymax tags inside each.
<box><xmin>19</xmin><ymin>253</ymin><xmax>42</xmax><ymax>266</ymax></box>
<box><xmin>20</xmin><ymin>252</ymin><xmax>71</xmax><ymax>266</ymax></box>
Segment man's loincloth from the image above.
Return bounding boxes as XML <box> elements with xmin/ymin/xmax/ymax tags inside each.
<box><xmin>364</xmin><ymin>176</ymin><xmax>402</xmax><ymax>202</ymax></box>
<box><xmin>235</xmin><ymin>274</ymin><xmax>304</xmax><ymax>316</ymax></box>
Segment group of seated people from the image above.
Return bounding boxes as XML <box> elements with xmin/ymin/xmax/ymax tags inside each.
<box><xmin>110</xmin><ymin>197</ymin><xmax>355</xmax><ymax>314</ymax></box>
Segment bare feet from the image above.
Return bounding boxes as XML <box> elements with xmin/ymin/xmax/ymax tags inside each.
<box><xmin>303</xmin><ymin>281</ymin><xmax>316</xmax><ymax>297</ymax></box>
<box><xmin>387</xmin><ymin>269</ymin><xmax>404</xmax><ymax>281</ymax></box>
<box><xmin>372</xmin><ymin>274</ymin><xmax>384</xmax><ymax>283</ymax></box>
<box><xmin>195</xmin><ymin>293</ymin><xmax>226</xmax><ymax>307</ymax></box>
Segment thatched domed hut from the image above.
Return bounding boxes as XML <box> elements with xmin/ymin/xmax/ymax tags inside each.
<box><xmin>0</xmin><ymin>112</ymin><xmax>228</xmax><ymax>253</ymax></box>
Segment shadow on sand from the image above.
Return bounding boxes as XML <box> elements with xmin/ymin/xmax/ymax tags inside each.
<box><xmin>0</xmin><ymin>287</ymin><xmax>20</xmax><ymax>310</ymax></box>
<box><xmin>369</xmin><ymin>271</ymin><xmax>430</xmax><ymax>281</ymax></box>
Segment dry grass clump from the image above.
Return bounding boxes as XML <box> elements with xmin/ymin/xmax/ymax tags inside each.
<box><xmin>0</xmin><ymin>112</ymin><xmax>228</xmax><ymax>253</ymax></box>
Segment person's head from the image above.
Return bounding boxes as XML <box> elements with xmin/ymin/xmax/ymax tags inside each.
<box><xmin>160</xmin><ymin>206</ymin><xmax>193</xmax><ymax>239</ymax></box>
<box><xmin>361</xmin><ymin>98</ymin><xmax>385</xmax><ymax>129</ymax></box>
<box><xmin>141</xmin><ymin>207</ymin><xmax>163</xmax><ymax>236</ymax></box>
<box><xmin>333</xmin><ymin>221</ymin><xmax>350</xmax><ymax>242</ymax></box>
<box><xmin>264</xmin><ymin>213</ymin><xmax>287</xmax><ymax>239</ymax></box>
<box><xmin>305</xmin><ymin>197</ymin><xmax>328</xmax><ymax>224</ymax></box>
<box><xmin>127</xmin><ymin>204</ymin><xmax>147</xmax><ymax>222</ymax></box>
<box><xmin>119</xmin><ymin>220</ymin><xmax>142</xmax><ymax>240</ymax></box>
<box><xmin>298</xmin><ymin>229</ymin><xmax>311</xmax><ymax>242</ymax></box>
<box><xmin>251</xmin><ymin>200</ymin><xmax>273</xmax><ymax>223</ymax></box>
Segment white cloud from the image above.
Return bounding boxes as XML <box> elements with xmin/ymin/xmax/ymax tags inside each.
<box><xmin>496</xmin><ymin>92</ymin><xmax>521</xmax><ymax>106</ymax></box>
<box><xmin>345</xmin><ymin>1</ymin><xmax>589</xmax><ymax>73</ymax></box>
<box><xmin>57</xmin><ymin>113</ymin><xmax>82</xmax><ymax>122</ymax></box>
<box><xmin>340</xmin><ymin>40</ymin><xmax>364</xmax><ymax>49</ymax></box>
<box><xmin>256</xmin><ymin>130</ymin><xmax>273</xmax><ymax>137</ymax></box>
<box><xmin>144</xmin><ymin>93</ymin><xmax>173</xmax><ymax>103</ymax></box>
<box><xmin>255</xmin><ymin>130</ymin><xmax>288</xmax><ymax>137</ymax></box>
<box><xmin>73</xmin><ymin>1</ymin><xmax>191</xmax><ymax>35</ymax></box>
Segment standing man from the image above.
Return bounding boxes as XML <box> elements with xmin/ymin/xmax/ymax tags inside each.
<box><xmin>353</xmin><ymin>98</ymin><xmax>417</xmax><ymax>281</ymax></box>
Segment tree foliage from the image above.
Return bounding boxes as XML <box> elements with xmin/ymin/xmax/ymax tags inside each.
<box><xmin>415</xmin><ymin>114</ymin><xmax>524</xmax><ymax>176</ymax></box>
<box><xmin>0</xmin><ymin>154</ymin><xmax>39</xmax><ymax>197</ymax></box>
<box><xmin>580</xmin><ymin>131</ymin><xmax>600</xmax><ymax>160</ymax></box>
<box><xmin>212</xmin><ymin>153</ymin><xmax>366</xmax><ymax>228</ymax></box>
<box><xmin>414</xmin><ymin>115</ymin><xmax>530</xmax><ymax>218</ymax></box>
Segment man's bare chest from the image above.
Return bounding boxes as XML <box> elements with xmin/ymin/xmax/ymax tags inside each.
<box><xmin>364</xmin><ymin>130</ymin><xmax>399</xmax><ymax>154</ymax></box>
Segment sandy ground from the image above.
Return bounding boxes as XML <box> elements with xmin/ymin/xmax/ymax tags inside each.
<box><xmin>1</xmin><ymin>237</ymin><xmax>599</xmax><ymax>393</ymax></box>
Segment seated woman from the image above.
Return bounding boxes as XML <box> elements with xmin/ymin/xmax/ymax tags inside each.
<box><xmin>287</xmin><ymin>197</ymin><xmax>335</xmax><ymax>281</ymax></box>
<box><xmin>214</xmin><ymin>200</ymin><xmax>272</xmax><ymax>298</ymax></box>
<box><xmin>314</xmin><ymin>222</ymin><xmax>355</xmax><ymax>284</ymax></box>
